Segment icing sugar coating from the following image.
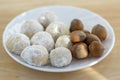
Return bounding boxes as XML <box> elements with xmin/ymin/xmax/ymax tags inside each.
<box><xmin>50</xmin><ymin>47</ymin><xmax>72</xmax><ymax>67</ymax></box>
<box><xmin>55</xmin><ymin>35</ymin><xmax>71</xmax><ymax>48</ymax></box>
<box><xmin>38</xmin><ymin>11</ymin><xmax>57</xmax><ymax>28</ymax></box>
<box><xmin>46</xmin><ymin>21</ymin><xmax>69</xmax><ymax>41</ymax></box>
<box><xmin>20</xmin><ymin>19</ymin><xmax>44</xmax><ymax>38</ymax></box>
<box><xmin>31</xmin><ymin>31</ymin><xmax>54</xmax><ymax>52</ymax></box>
<box><xmin>21</xmin><ymin>45</ymin><xmax>49</xmax><ymax>66</ymax></box>
<box><xmin>6</xmin><ymin>33</ymin><xmax>30</xmax><ymax>55</ymax></box>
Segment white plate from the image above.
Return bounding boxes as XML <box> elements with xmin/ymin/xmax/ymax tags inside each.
<box><xmin>3</xmin><ymin>6</ymin><xmax>115</xmax><ymax>72</ymax></box>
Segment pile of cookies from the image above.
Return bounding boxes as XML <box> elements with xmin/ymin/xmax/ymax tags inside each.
<box><xmin>6</xmin><ymin>11</ymin><xmax>107</xmax><ymax>68</ymax></box>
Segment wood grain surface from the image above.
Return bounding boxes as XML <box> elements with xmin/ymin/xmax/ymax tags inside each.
<box><xmin>0</xmin><ymin>0</ymin><xmax>120</xmax><ymax>80</ymax></box>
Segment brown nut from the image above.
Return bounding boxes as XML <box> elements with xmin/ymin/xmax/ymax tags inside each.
<box><xmin>85</xmin><ymin>34</ymin><xmax>101</xmax><ymax>45</ymax></box>
<box><xmin>82</xmin><ymin>30</ymin><xmax>90</xmax><ymax>35</ymax></box>
<box><xmin>92</xmin><ymin>24</ymin><xmax>107</xmax><ymax>41</ymax></box>
<box><xmin>70</xmin><ymin>31</ymin><xmax>86</xmax><ymax>43</ymax></box>
<box><xmin>70</xmin><ymin>19</ymin><xmax>84</xmax><ymax>32</ymax></box>
<box><xmin>71</xmin><ymin>43</ymin><xmax>88</xmax><ymax>59</ymax></box>
<box><xmin>89</xmin><ymin>41</ymin><xmax>104</xmax><ymax>57</ymax></box>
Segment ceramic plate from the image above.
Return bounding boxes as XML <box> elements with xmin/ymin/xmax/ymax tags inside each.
<box><xmin>3</xmin><ymin>6</ymin><xmax>115</xmax><ymax>72</ymax></box>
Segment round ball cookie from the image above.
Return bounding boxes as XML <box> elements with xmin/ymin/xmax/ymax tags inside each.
<box><xmin>38</xmin><ymin>11</ymin><xmax>57</xmax><ymax>28</ymax></box>
<box><xmin>31</xmin><ymin>31</ymin><xmax>54</xmax><ymax>52</ymax></box>
<box><xmin>6</xmin><ymin>33</ymin><xmax>30</xmax><ymax>55</ymax></box>
<box><xmin>50</xmin><ymin>47</ymin><xmax>72</xmax><ymax>67</ymax></box>
<box><xmin>46</xmin><ymin>21</ymin><xmax>69</xmax><ymax>41</ymax></box>
<box><xmin>21</xmin><ymin>45</ymin><xmax>49</xmax><ymax>66</ymax></box>
<box><xmin>55</xmin><ymin>35</ymin><xmax>71</xmax><ymax>49</ymax></box>
<box><xmin>20</xmin><ymin>20</ymin><xmax>44</xmax><ymax>38</ymax></box>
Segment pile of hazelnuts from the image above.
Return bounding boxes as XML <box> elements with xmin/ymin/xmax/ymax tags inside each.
<box><xmin>69</xmin><ymin>19</ymin><xmax>107</xmax><ymax>59</ymax></box>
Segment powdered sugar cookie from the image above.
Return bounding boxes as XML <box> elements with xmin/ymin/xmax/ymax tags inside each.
<box><xmin>20</xmin><ymin>20</ymin><xmax>44</xmax><ymax>38</ymax></box>
<box><xmin>46</xmin><ymin>21</ymin><xmax>69</xmax><ymax>41</ymax></box>
<box><xmin>6</xmin><ymin>33</ymin><xmax>30</xmax><ymax>55</ymax></box>
<box><xmin>50</xmin><ymin>47</ymin><xmax>72</xmax><ymax>67</ymax></box>
<box><xmin>38</xmin><ymin>11</ymin><xmax>57</xmax><ymax>28</ymax></box>
<box><xmin>31</xmin><ymin>31</ymin><xmax>54</xmax><ymax>52</ymax></box>
<box><xmin>55</xmin><ymin>35</ymin><xmax>71</xmax><ymax>48</ymax></box>
<box><xmin>21</xmin><ymin>45</ymin><xmax>49</xmax><ymax>66</ymax></box>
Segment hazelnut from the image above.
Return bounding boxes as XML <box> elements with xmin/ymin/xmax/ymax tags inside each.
<box><xmin>82</xmin><ymin>30</ymin><xmax>90</xmax><ymax>35</ymax></box>
<box><xmin>89</xmin><ymin>41</ymin><xmax>104</xmax><ymax>57</ymax></box>
<box><xmin>70</xmin><ymin>19</ymin><xmax>84</xmax><ymax>32</ymax></box>
<box><xmin>92</xmin><ymin>24</ymin><xmax>107</xmax><ymax>41</ymax></box>
<box><xmin>70</xmin><ymin>31</ymin><xmax>86</xmax><ymax>43</ymax></box>
<box><xmin>71</xmin><ymin>43</ymin><xmax>88</xmax><ymax>59</ymax></box>
<box><xmin>85</xmin><ymin>34</ymin><xmax>101</xmax><ymax>45</ymax></box>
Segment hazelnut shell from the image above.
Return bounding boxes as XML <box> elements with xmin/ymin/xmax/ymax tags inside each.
<box><xmin>70</xmin><ymin>19</ymin><xmax>84</xmax><ymax>32</ymax></box>
<box><xmin>89</xmin><ymin>41</ymin><xmax>104</xmax><ymax>57</ymax></box>
<box><xmin>82</xmin><ymin>30</ymin><xmax>90</xmax><ymax>35</ymax></box>
<box><xmin>70</xmin><ymin>31</ymin><xmax>86</xmax><ymax>43</ymax></box>
<box><xmin>71</xmin><ymin>43</ymin><xmax>88</xmax><ymax>59</ymax></box>
<box><xmin>85</xmin><ymin>34</ymin><xmax>101</xmax><ymax>45</ymax></box>
<box><xmin>92</xmin><ymin>24</ymin><xmax>107</xmax><ymax>41</ymax></box>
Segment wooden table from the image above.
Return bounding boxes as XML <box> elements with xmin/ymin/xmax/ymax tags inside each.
<box><xmin>0</xmin><ymin>0</ymin><xmax>119</xmax><ymax>80</ymax></box>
